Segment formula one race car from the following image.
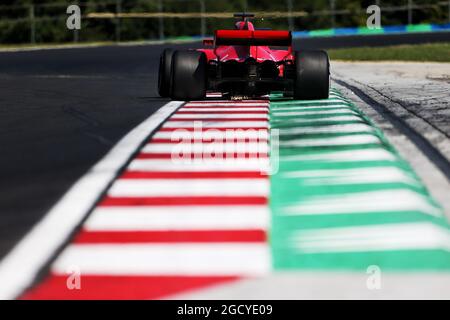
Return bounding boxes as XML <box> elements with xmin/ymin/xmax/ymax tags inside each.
<box><xmin>158</xmin><ymin>13</ymin><xmax>329</xmax><ymax>100</ymax></box>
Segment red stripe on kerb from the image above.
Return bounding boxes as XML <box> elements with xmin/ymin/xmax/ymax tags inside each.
<box><xmin>183</xmin><ymin>103</ymin><xmax>269</xmax><ymax>106</ymax></box>
<box><xmin>99</xmin><ymin>196</ymin><xmax>268</xmax><ymax>206</ymax></box>
<box><xmin>73</xmin><ymin>229</ymin><xmax>267</xmax><ymax>244</ymax></box>
<box><xmin>168</xmin><ymin>118</ymin><xmax>268</xmax><ymax>122</ymax></box>
<box><xmin>120</xmin><ymin>171</ymin><xmax>268</xmax><ymax>179</ymax></box>
<box><xmin>175</xmin><ymin>111</ymin><xmax>268</xmax><ymax>114</ymax></box>
<box><xmin>148</xmin><ymin>138</ymin><xmax>269</xmax><ymax>143</ymax></box>
<box><xmin>182</xmin><ymin>106</ymin><xmax>268</xmax><ymax>109</ymax></box>
<box><xmin>158</xmin><ymin>127</ymin><xmax>269</xmax><ymax>131</ymax></box>
<box><xmin>135</xmin><ymin>152</ymin><xmax>268</xmax><ymax>159</ymax></box>
<box><xmin>187</xmin><ymin>100</ymin><xmax>268</xmax><ymax>104</ymax></box>
<box><xmin>133</xmin><ymin>153</ymin><xmax>173</xmax><ymax>159</ymax></box>
<box><xmin>22</xmin><ymin>275</ymin><xmax>238</xmax><ymax>300</ymax></box>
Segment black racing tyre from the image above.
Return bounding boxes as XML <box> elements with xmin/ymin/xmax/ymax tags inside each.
<box><xmin>293</xmin><ymin>50</ymin><xmax>330</xmax><ymax>100</ymax></box>
<box><xmin>170</xmin><ymin>50</ymin><xmax>207</xmax><ymax>100</ymax></box>
<box><xmin>158</xmin><ymin>48</ymin><xmax>175</xmax><ymax>97</ymax></box>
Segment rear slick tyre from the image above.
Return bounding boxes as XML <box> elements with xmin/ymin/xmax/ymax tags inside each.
<box><xmin>294</xmin><ymin>50</ymin><xmax>330</xmax><ymax>100</ymax></box>
<box><xmin>170</xmin><ymin>50</ymin><xmax>207</xmax><ymax>101</ymax></box>
<box><xmin>158</xmin><ymin>48</ymin><xmax>175</xmax><ymax>97</ymax></box>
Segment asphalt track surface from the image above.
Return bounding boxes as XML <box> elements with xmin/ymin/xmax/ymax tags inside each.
<box><xmin>0</xmin><ymin>31</ymin><xmax>449</xmax><ymax>261</ymax></box>
<box><xmin>0</xmin><ymin>42</ymin><xmax>193</xmax><ymax>260</ymax></box>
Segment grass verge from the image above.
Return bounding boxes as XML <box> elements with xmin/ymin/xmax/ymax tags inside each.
<box><xmin>328</xmin><ymin>42</ymin><xmax>450</xmax><ymax>62</ymax></box>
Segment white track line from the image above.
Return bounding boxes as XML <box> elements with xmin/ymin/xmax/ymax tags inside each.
<box><xmin>0</xmin><ymin>101</ymin><xmax>184</xmax><ymax>299</ymax></box>
<box><xmin>52</xmin><ymin>243</ymin><xmax>271</xmax><ymax>276</ymax></box>
<box><xmin>85</xmin><ymin>206</ymin><xmax>270</xmax><ymax>231</ymax></box>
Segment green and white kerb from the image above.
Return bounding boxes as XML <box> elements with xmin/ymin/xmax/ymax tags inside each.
<box><xmin>270</xmin><ymin>89</ymin><xmax>450</xmax><ymax>270</ymax></box>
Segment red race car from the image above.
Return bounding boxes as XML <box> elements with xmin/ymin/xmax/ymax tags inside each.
<box><xmin>158</xmin><ymin>13</ymin><xmax>330</xmax><ymax>100</ymax></box>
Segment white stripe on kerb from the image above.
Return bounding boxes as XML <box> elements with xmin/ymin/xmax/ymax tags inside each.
<box><xmin>152</xmin><ymin>130</ymin><xmax>269</xmax><ymax>140</ymax></box>
<box><xmin>179</xmin><ymin>107</ymin><xmax>269</xmax><ymax>112</ymax></box>
<box><xmin>281</xmin><ymin>149</ymin><xmax>397</xmax><ymax>162</ymax></box>
<box><xmin>128</xmin><ymin>159</ymin><xmax>270</xmax><ymax>172</ymax></box>
<box><xmin>292</xmin><ymin>222</ymin><xmax>450</xmax><ymax>253</ymax></box>
<box><xmin>272</xmin><ymin>109</ymin><xmax>358</xmax><ymax>116</ymax></box>
<box><xmin>279</xmin><ymin>124</ymin><xmax>374</xmax><ymax>135</ymax></box>
<box><xmin>280</xmin><ymin>134</ymin><xmax>381</xmax><ymax>147</ymax></box>
<box><xmin>185</xmin><ymin>103</ymin><xmax>268</xmax><ymax>107</ymax></box>
<box><xmin>163</xmin><ymin>121</ymin><xmax>269</xmax><ymax>128</ymax></box>
<box><xmin>273</xmin><ymin>105</ymin><xmax>354</xmax><ymax>112</ymax></box>
<box><xmin>171</xmin><ymin>114</ymin><xmax>269</xmax><ymax>120</ymax></box>
<box><xmin>52</xmin><ymin>244</ymin><xmax>271</xmax><ymax>276</ymax></box>
<box><xmin>108</xmin><ymin>179</ymin><xmax>269</xmax><ymax>197</ymax></box>
<box><xmin>283</xmin><ymin>167</ymin><xmax>420</xmax><ymax>186</ymax></box>
<box><xmin>275</xmin><ymin>97</ymin><xmax>349</xmax><ymax>105</ymax></box>
<box><xmin>85</xmin><ymin>206</ymin><xmax>270</xmax><ymax>231</ymax></box>
<box><xmin>141</xmin><ymin>142</ymin><xmax>269</xmax><ymax>154</ymax></box>
<box><xmin>272</xmin><ymin>116</ymin><xmax>364</xmax><ymax>124</ymax></box>
<box><xmin>284</xmin><ymin>189</ymin><xmax>442</xmax><ymax>217</ymax></box>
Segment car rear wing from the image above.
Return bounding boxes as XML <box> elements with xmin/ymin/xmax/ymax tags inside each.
<box><xmin>214</xmin><ymin>30</ymin><xmax>292</xmax><ymax>46</ymax></box>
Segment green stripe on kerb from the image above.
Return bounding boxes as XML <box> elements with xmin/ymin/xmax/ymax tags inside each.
<box><xmin>406</xmin><ymin>24</ymin><xmax>433</xmax><ymax>33</ymax></box>
<box><xmin>309</xmin><ymin>29</ymin><xmax>334</xmax><ymax>37</ymax></box>
<box><xmin>357</xmin><ymin>27</ymin><xmax>385</xmax><ymax>35</ymax></box>
<box><xmin>269</xmin><ymin>89</ymin><xmax>450</xmax><ymax>270</ymax></box>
